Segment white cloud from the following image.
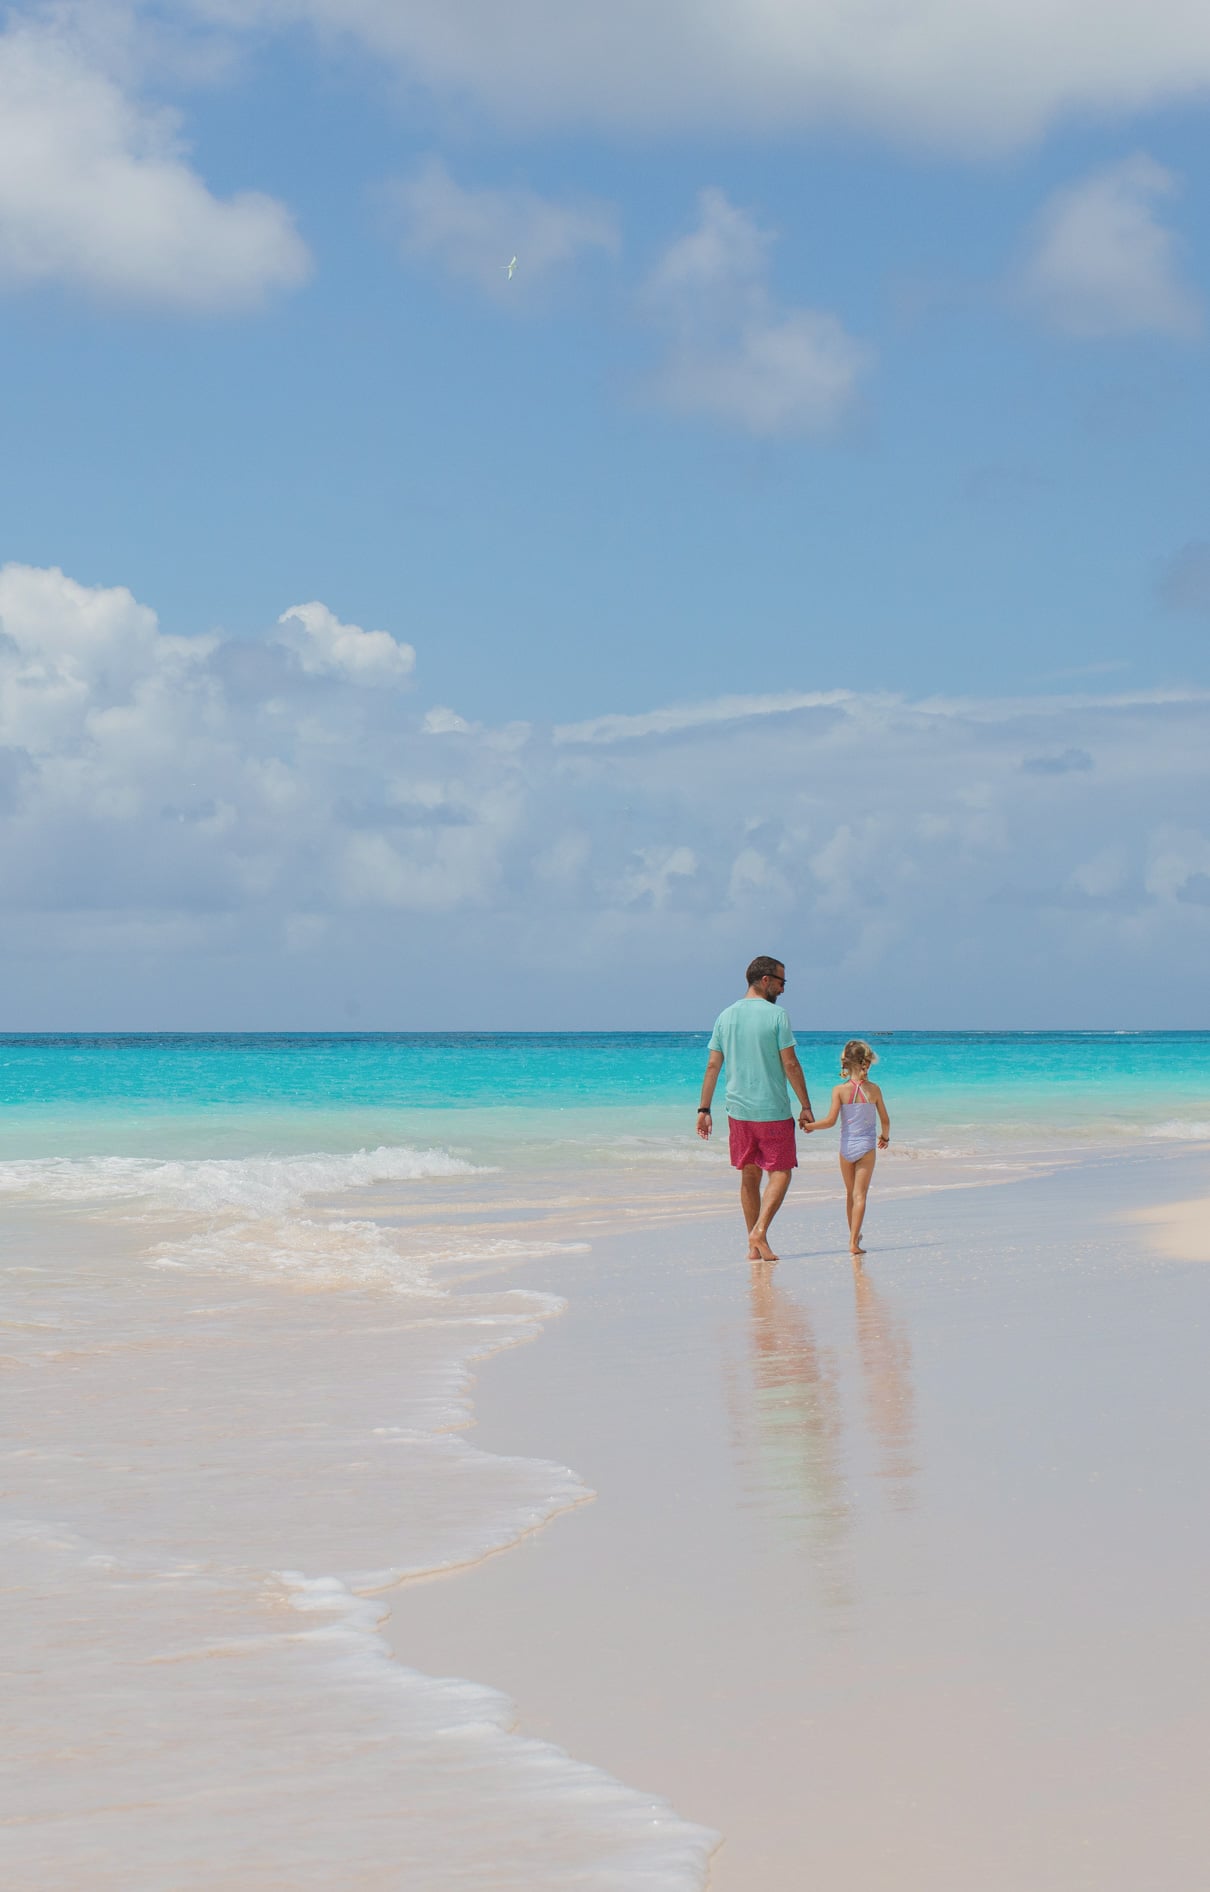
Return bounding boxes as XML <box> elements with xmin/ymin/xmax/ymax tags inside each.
<box><xmin>1070</xmin><ymin>848</ymin><xmax>1126</xmax><ymax>898</ymax></box>
<box><xmin>277</xmin><ymin>603</ymin><xmax>415</xmax><ymax>685</ymax></box>
<box><xmin>0</xmin><ymin>562</ymin><xmax>211</xmax><ymax>757</ymax></box>
<box><xmin>422</xmin><ymin>706</ymin><xmax>474</xmax><ymax>734</ymax></box>
<box><xmin>555</xmin><ymin>689</ymin><xmax>851</xmax><ymax>746</ymax></box>
<box><xmin>1144</xmin><ymin>828</ymin><xmax>1210</xmax><ymax>902</ymax></box>
<box><xmin>0</xmin><ymin>15</ymin><xmax>310</xmax><ymax>310</ymax></box>
<box><xmin>3</xmin><ymin>562</ymin><xmax>1210</xmax><ymax>1024</ymax></box>
<box><xmin>642</xmin><ymin>191</ymin><xmax>869</xmax><ymax>436</ymax></box>
<box><xmin>727</xmin><ymin>846</ymin><xmax>791</xmax><ymax>907</ymax></box>
<box><xmin>1020</xmin><ymin>155</ymin><xmax>1200</xmax><ymax>339</ymax></box>
<box><xmin>615</xmin><ymin>844</ymin><xmax>698</xmax><ymax>910</ymax></box>
<box><xmin>180</xmin><ymin>0</ymin><xmax>1210</xmax><ymax>153</ymax></box>
<box><xmin>391</xmin><ymin>157</ymin><xmax>617</xmax><ymax>300</ymax></box>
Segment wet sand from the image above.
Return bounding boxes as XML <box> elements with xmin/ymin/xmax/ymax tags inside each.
<box><xmin>385</xmin><ymin>1150</ymin><xmax>1210</xmax><ymax>1890</ymax></box>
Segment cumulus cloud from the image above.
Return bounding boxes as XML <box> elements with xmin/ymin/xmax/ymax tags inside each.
<box><xmin>1020</xmin><ymin>155</ymin><xmax>1200</xmax><ymax>339</ymax></box>
<box><xmin>0</xmin><ymin>562</ymin><xmax>212</xmax><ymax>760</ymax></box>
<box><xmin>641</xmin><ymin>190</ymin><xmax>869</xmax><ymax>436</ymax></box>
<box><xmin>0</xmin><ymin>14</ymin><xmax>310</xmax><ymax>310</ymax></box>
<box><xmin>276</xmin><ymin>603</ymin><xmax>415</xmax><ymax>685</ymax></box>
<box><xmin>181</xmin><ymin>0</ymin><xmax>1210</xmax><ymax>153</ymax></box>
<box><xmin>3</xmin><ymin>563</ymin><xmax>1210</xmax><ymax>1023</ymax></box>
<box><xmin>391</xmin><ymin>157</ymin><xmax>618</xmax><ymax>300</ymax></box>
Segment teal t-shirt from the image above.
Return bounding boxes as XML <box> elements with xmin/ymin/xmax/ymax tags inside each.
<box><xmin>708</xmin><ymin>998</ymin><xmax>796</xmax><ymax>1122</ymax></box>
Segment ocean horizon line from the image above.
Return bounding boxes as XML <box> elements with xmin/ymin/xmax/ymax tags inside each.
<box><xmin>3</xmin><ymin>1026</ymin><xmax>1209</xmax><ymax>1042</ymax></box>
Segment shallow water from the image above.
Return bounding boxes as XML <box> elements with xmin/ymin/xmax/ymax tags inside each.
<box><xmin>3</xmin><ymin>1030</ymin><xmax>1209</xmax><ymax>1163</ymax></box>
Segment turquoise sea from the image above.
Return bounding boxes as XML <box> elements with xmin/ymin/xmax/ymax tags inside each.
<box><xmin>2</xmin><ymin>1031</ymin><xmax>1208</xmax><ymax>1165</ymax></box>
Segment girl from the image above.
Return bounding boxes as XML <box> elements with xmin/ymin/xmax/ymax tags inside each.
<box><xmin>805</xmin><ymin>1040</ymin><xmax>890</xmax><ymax>1255</ymax></box>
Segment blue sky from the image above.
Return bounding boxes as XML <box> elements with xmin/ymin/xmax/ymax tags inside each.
<box><xmin>1</xmin><ymin>1</ymin><xmax>1209</xmax><ymax>1027</ymax></box>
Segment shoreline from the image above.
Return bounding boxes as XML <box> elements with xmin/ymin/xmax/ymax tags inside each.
<box><xmin>5</xmin><ymin>1135</ymin><xmax>1210</xmax><ymax>1886</ymax></box>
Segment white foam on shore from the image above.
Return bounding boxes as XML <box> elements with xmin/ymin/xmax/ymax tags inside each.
<box><xmin>0</xmin><ymin>1143</ymin><xmax>487</xmax><ymax>1216</ymax></box>
<box><xmin>2</xmin><ymin>1149</ymin><xmax>723</xmax><ymax>1889</ymax></box>
<box><xmin>151</xmin><ymin>1215</ymin><xmax>588</xmax><ymax>1290</ymax></box>
<box><xmin>4</xmin><ymin>1524</ymin><xmax>718</xmax><ymax>1890</ymax></box>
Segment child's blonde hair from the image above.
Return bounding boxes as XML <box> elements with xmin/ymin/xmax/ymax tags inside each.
<box><xmin>840</xmin><ymin>1039</ymin><xmax>877</xmax><ymax>1077</ymax></box>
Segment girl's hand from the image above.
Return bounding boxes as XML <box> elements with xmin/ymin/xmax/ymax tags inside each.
<box><xmin>878</xmin><ymin>1134</ymin><xmax>890</xmax><ymax>1149</ymax></box>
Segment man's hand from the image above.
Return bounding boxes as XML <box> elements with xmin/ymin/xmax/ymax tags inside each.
<box><xmin>696</xmin><ymin>1111</ymin><xmax>713</xmax><ymax>1141</ymax></box>
<box><xmin>798</xmin><ymin>1105</ymin><xmax>814</xmax><ymax>1130</ymax></box>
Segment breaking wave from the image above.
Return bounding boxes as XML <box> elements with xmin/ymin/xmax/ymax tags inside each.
<box><xmin>0</xmin><ymin>1143</ymin><xmax>487</xmax><ymax>1216</ymax></box>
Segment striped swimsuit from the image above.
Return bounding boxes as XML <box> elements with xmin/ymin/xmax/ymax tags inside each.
<box><xmin>839</xmin><ymin>1078</ymin><xmax>878</xmax><ymax>1161</ymax></box>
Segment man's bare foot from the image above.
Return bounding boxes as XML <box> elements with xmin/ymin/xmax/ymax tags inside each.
<box><xmin>750</xmin><ymin>1230</ymin><xmax>779</xmax><ymax>1262</ymax></box>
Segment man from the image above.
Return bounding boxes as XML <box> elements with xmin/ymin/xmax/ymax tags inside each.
<box><xmin>697</xmin><ymin>955</ymin><xmax>813</xmax><ymax>1262</ymax></box>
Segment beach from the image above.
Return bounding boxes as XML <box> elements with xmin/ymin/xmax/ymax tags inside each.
<box><xmin>3</xmin><ymin>1034</ymin><xmax>1209</xmax><ymax>1887</ymax></box>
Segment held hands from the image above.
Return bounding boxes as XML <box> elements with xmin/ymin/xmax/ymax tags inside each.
<box><xmin>798</xmin><ymin>1106</ymin><xmax>815</xmax><ymax>1131</ymax></box>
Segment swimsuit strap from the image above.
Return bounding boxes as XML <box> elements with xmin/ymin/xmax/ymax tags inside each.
<box><xmin>849</xmin><ymin>1077</ymin><xmax>866</xmax><ymax>1104</ymax></box>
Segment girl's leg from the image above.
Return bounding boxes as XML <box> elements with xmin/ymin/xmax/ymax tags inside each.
<box><xmin>848</xmin><ymin>1150</ymin><xmax>876</xmax><ymax>1254</ymax></box>
<box><xmin>839</xmin><ymin>1155</ymin><xmax>856</xmax><ymax>1244</ymax></box>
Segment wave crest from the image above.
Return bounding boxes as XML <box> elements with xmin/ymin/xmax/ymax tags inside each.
<box><xmin>0</xmin><ymin>1144</ymin><xmax>488</xmax><ymax>1216</ymax></box>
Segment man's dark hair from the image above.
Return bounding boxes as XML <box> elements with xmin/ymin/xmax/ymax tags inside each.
<box><xmin>746</xmin><ymin>955</ymin><xmax>784</xmax><ymax>986</ymax></box>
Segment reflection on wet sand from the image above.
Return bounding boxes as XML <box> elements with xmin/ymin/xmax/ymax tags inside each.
<box><xmin>735</xmin><ymin>1261</ymin><xmax>852</xmax><ymax>1602</ymax></box>
<box><xmin>852</xmin><ymin>1260</ymin><xmax>917</xmax><ymax>1503</ymax></box>
<box><xmin>731</xmin><ymin>1260</ymin><xmax>918</xmax><ymax>1596</ymax></box>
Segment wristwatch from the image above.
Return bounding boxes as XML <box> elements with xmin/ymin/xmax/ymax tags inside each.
<box><xmin>697</xmin><ymin>1106</ymin><xmax>711</xmax><ymax>1114</ymax></box>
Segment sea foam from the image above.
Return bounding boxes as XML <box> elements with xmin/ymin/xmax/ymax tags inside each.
<box><xmin>0</xmin><ymin>1142</ymin><xmax>486</xmax><ymax>1215</ymax></box>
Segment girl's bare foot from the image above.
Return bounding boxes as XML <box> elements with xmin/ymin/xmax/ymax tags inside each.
<box><xmin>850</xmin><ymin>1240</ymin><xmax>865</xmax><ymax>1256</ymax></box>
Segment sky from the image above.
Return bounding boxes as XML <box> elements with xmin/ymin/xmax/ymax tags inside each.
<box><xmin>1</xmin><ymin>0</ymin><xmax>1209</xmax><ymax>1030</ymax></box>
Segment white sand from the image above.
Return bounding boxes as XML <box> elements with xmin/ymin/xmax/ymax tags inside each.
<box><xmin>1127</xmin><ymin>1194</ymin><xmax>1210</xmax><ymax>1262</ymax></box>
<box><xmin>385</xmin><ymin>1151</ymin><xmax>1210</xmax><ymax>1891</ymax></box>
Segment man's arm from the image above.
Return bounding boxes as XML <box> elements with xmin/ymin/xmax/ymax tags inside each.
<box><xmin>697</xmin><ymin>1048</ymin><xmax>723</xmax><ymax>1140</ymax></box>
<box><xmin>802</xmin><ymin>1083</ymin><xmax>841</xmax><ymax>1132</ymax></box>
<box><xmin>781</xmin><ymin>1047</ymin><xmax>814</xmax><ymax>1126</ymax></box>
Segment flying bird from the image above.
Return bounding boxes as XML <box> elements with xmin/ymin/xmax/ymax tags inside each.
<box><xmin>503</xmin><ymin>256</ymin><xmax>517</xmax><ymax>280</ymax></box>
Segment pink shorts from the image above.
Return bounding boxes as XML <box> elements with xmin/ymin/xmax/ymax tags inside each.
<box><xmin>728</xmin><ymin>1117</ymin><xmax>797</xmax><ymax>1172</ymax></box>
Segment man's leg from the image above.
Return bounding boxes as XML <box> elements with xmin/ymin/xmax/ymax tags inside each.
<box><xmin>749</xmin><ymin>1168</ymin><xmax>792</xmax><ymax>1262</ymax></box>
<box><xmin>740</xmin><ymin>1166</ymin><xmax>763</xmax><ymax>1241</ymax></box>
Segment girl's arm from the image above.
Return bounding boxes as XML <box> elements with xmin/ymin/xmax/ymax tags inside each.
<box><xmin>803</xmin><ymin>1084</ymin><xmax>843</xmax><ymax>1132</ymax></box>
<box><xmin>871</xmin><ymin>1083</ymin><xmax>891</xmax><ymax>1148</ymax></box>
